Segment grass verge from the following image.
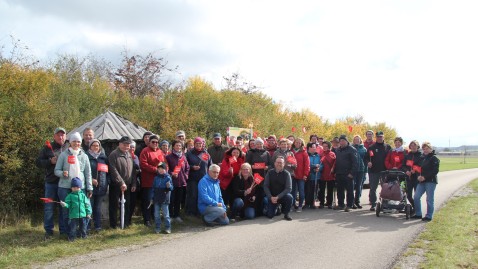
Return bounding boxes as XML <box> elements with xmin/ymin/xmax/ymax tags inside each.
<box><xmin>399</xmin><ymin>178</ymin><xmax>478</xmax><ymax>269</ymax></box>
<box><xmin>0</xmin><ymin>215</ymin><xmax>204</xmax><ymax>269</ymax></box>
<box><xmin>439</xmin><ymin>156</ymin><xmax>478</xmax><ymax>172</ymax></box>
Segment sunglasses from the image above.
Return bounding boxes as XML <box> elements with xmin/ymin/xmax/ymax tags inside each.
<box><xmin>150</xmin><ymin>141</ymin><xmax>159</xmax><ymax>144</ymax></box>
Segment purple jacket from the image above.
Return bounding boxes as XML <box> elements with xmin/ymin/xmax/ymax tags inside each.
<box><xmin>166</xmin><ymin>152</ymin><xmax>190</xmax><ymax>187</ymax></box>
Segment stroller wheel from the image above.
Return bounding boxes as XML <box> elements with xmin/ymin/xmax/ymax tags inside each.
<box><xmin>376</xmin><ymin>202</ymin><xmax>381</xmax><ymax>217</ymax></box>
<box><xmin>405</xmin><ymin>204</ymin><xmax>411</xmax><ymax>220</ymax></box>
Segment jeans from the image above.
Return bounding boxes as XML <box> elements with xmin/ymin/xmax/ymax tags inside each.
<box><xmin>266</xmin><ymin>193</ymin><xmax>293</xmax><ymax>218</ymax></box>
<box><xmin>154</xmin><ymin>202</ymin><xmax>171</xmax><ymax>231</ymax></box>
<box><xmin>414</xmin><ymin>182</ymin><xmax>437</xmax><ymax>219</ymax></box>
<box><xmin>336</xmin><ymin>174</ymin><xmax>355</xmax><ymax>208</ymax></box>
<box><xmin>68</xmin><ymin>218</ymin><xmax>88</xmax><ymax>241</ymax></box>
<box><xmin>44</xmin><ymin>182</ymin><xmax>66</xmax><ymax>234</ymax></box>
<box><xmin>291</xmin><ymin>178</ymin><xmax>305</xmax><ymax>207</ymax></box>
<box><xmin>202</xmin><ymin>206</ymin><xmax>229</xmax><ymax>225</ymax></box>
<box><xmin>354</xmin><ymin>171</ymin><xmax>366</xmax><ymax>204</ymax></box>
<box><xmin>90</xmin><ymin>194</ymin><xmax>104</xmax><ymax>230</ymax></box>
<box><xmin>368</xmin><ymin>173</ymin><xmax>381</xmax><ymax>207</ymax></box>
<box><xmin>231</xmin><ymin>198</ymin><xmax>244</xmax><ymax>218</ymax></box>
<box><xmin>186</xmin><ymin>181</ymin><xmax>199</xmax><ymax>216</ymax></box>
<box><xmin>169</xmin><ymin>186</ymin><xmax>185</xmax><ymax>218</ymax></box>
<box><xmin>58</xmin><ymin>187</ymin><xmax>71</xmax><ymax>235</ymax></box>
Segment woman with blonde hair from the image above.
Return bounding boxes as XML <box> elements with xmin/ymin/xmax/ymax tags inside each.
<box><xmin>352</xmin><ymin>135</ymin><xmax>367</xmax><ymax>209</ymax></box>
<box><xmin>231</xmin><ymin>163</ymin><xmax>257</xmax><ymax>220</ymax></box>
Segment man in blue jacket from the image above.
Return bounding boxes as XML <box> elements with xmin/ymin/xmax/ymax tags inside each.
<box><xmin>198</xmin><ymin>164</ymin><xmax>229</xmax><ymax>226</ymax></box>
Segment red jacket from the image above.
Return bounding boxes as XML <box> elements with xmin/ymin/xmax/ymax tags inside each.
<box><xmin>385</xmin><ymin>150</ymin><xmax>406</xmax><ymax>170</ymax></box>
<box><xmin>292</xmin><ymin>148</ymin><xmax>310</xmax><ymax>180</ymax></box>
<box><xmin>140</xmin><ymin>147</ymin><xmax>166</xmax><ymax>188</ymax></box>
<box><xmin>219</xmin><ymin>156</ymin><xmax>244</xmax><ymax>190</ymax></box>
<box><xmin>364</xmin><ymin>140</ymin><xmax>375</xmax><ymax>150</ymax></box>
<box><xmin>320</xmin><ymin>150</ymin><xmax>336</xmax><ymax>181</ymax></box>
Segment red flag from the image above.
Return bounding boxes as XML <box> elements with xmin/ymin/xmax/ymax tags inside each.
<box><xmin>348</xmin><ymin>126</ymin><xmax>353</xmax><ymax>133</ymax></box>
<box><xmin>287</xmin><ymin>155</ymin><xmax>297</xmax><ymax>165</ymax></box>
<box><xmin>67</xmin><ymin>155</ymin><xmax>76</xmax><ymax>164</ymax></box>
<box><xmin>253</xmin><ymin>132</ymin><xmax>258</xmax><ymax>139</ymax></box>
<box><xmin>201</xmin><ymin>153</ymin><xmax>209</xmax><ymax>161</ymax></box>
<box><xmin>302</xmin><ymin>126</ymin><xmax>306</xmax><ymax>133</ymax></box>
<box><xmin>229</xmin><ymin>156</ymin><xmax>237</xmax><ymax>164</ymax></box>
<box><xmin>406</xmin><ymin>160</ymin><xmax>414</xmax><ymax>167</ymax></box>
<box><xmin>97</xmin><ymin>163</ymin><xmax>109</xmax><ymax>172</ymax></box>
<box><xmin>412</xmin><ymin>165</ymin><xmax>422</xmax><ymax>173</ymax></box>
<box><xmin>252</xmin><ymin>162</ymin><xmax>266</xmax><ymax>169</ymax></box>
<box><xmin>40</xmin><ymin>197</ymin><xmax>55</xmax><ymax>203</ymax></box>
<box><xmin>394</xmin><ymin>156</ymin><xmax>400</xmax><ymax>163</ymax></box>
<box><xmin>253</xmin><ymin>173</ymin><xmax>264</xmax><ymax>185</ymax></box>
<box><xmin>369</xmin><ymin>150</ymin><xmax>374</xmax><ymax>157</ymax></box>
<box><xmin>291</xmin><ymin>127</ymin><xmax>296</xmax><ymax>132</ymax></box>
<box><xmin>45</xmin><ymin>140</ymin><xmax>53</xmax><ymax>150</ymax></box>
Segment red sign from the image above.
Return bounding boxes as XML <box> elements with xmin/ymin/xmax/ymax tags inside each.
<box><xmin>348</xmin><ymin>126</ymin><xmax>353</xmax><ymax>133</ymax></box>
<box><xmin>40</xmin><ymin>197</ymin><xmax>54</xmax><ymax>203</ymax></box>
<box><xmin>413</xmin><ymin>165</ymin><xmax>422</xmax><ymax>173</ymax></box>
<box><xmin>229</xmin><ymin>156</ymin><xmax>237</xmax><ymax>164</ymax></box>
<box><xmin>67</xmin><ymin>155</ymin><xmax>76</xmax><ymax>164</ymax></box>
<box><xmin>201</xmin><ymin>154</ymin><xmax>209</xmax><ymax>161</ymax></box>
<box><xmin>253</xmin><ymin>162</ymin><xmax>266</xmax><ymax>169</ymax></box>
<box><xmin>178</xmin><ymin>158</ymin><xmax>185</xmax><ymax>167</ymax></box>
<box><xmin>394</xmin><ymin>156</ymin><xmax>400</xmax><ymax>163</ymax></box>
<box><xmin>97</xmin><ymin>163</ymin><xmax>108</xmax><ymax>172</ymax></box>
<box><xmin>406</xmin><ymin>160</ymin><xmax>414</xmax><ymax>167</ymax></box>
<box><xmin>369</xmin><ymin>150</ymin><xmax>374</xmax><ymax>157</ymax></box>
<box><xmin>287</xmin><ymin>155</ymin><xmax>297</xmax><ymax>165</ymax></box>
<box><xmin>173</xmin><ymin>166</ymin><xmax>181</xmax><ymax>174</ymax></box>
<box><xmin>253</xmin><ymin>173</ymin><xmax>264</xmax><ymax>185</ymax></box>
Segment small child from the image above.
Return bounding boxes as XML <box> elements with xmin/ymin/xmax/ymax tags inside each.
<box><xmin>60</xmin><ymin>177</ymin><xmax>92</xmax><ymax>241</ymax></box>
<box><xmin>150</xmin><ymin>162</ymin><xmax>173</xmax><ymax>234</ymax></box>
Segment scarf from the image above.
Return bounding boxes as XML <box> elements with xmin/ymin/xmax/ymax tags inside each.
<box><xmin>68</xmin><ymin>148</ymin><xmax>81</xmax><ymax>180</ymax></box>
<box><xmin>173</xmin><ymin>150</ymin><xmax>183</xmax><ymax>158</ymax></box>
<box><xmin>89</xmin><ymin>149</ymin><xmax>100</xmax><ymax>159</ymax></box>
<box><xmin>394</xmin><ymin>146</ymin><xmax>404</xmax><ymax>152</ymax></box>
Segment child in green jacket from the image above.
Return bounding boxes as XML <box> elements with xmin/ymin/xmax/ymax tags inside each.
<box><xmin>60</xmin><ymin>177</ymin><xmax>92</xmax><ymax>241</ymax></box>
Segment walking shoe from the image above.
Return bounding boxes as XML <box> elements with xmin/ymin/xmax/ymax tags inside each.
<box><xmin>370</xmin><ymin>206</ymin><xmax>376</xmax><ymax>211</ymax></box>
<box><xmin>296</xmin><ymin>206</ymin><xmax>302</xmax><ymax>213</ymax></box>
<box><xmin>145</xmin><ymin>221</ymin><xmax>152</xmax><ymax>227</ymax></box>
<box><xmin>173</xmin><ymin>217</ymin><xmax>184</xmax><ymax>224</ymax></box>
<box><xmin>230</xmin><ymin>218</ymin><xmax>236</xmax><ymax>223</ymax></box>
<box><xmin>344</xmin><ymin>207</ymin><xmax>350</xmax><ymax>212</ymax></box>
<box><xmin>284</xmin><ymin>214</ymin><xmax>292</xmax><ymax>221</ymax></box>
<box><xmin>352</xmin><ymin>205</ymin><xmax>358</xmax><ymax>209</ymax></box>
<box><xmin>411</xmin><ymin>215</ymin><xmax>422</xmax><ymax>219</ymax></box>
<box><xmin>355</xmin><ymin>203</ymin><xmax>362</xmax><ymax>209</ymax></box>
<box><xmin>334</xmin><ymin>205</ymin><xmax>345</xmax><ymax>210</ymax></box>
<box><xmin>421</xmin><ymin>217</ymin><xmax>432</xmax><ymax>222</ymax></box>
<box><xmin>165</xmin><ymin>229</ymin><xmax>171</xmax><ymax>234</ymax></box>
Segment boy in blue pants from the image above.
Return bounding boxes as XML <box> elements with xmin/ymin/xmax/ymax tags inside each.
<box><xmin>60</xmin><ymin>177</ymin><xmax>92</xmax><ymax>241</ymax></box>
<box><xmin>150</xmin><ymin>162</ymin><xmax>173</xmax><ymax>234</ymax></box>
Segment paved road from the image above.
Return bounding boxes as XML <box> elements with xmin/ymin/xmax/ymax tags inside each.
<box><xmin>80</xmin><ymin>169</ymin><xmax>478</xmax><ymax>269</ymax></box>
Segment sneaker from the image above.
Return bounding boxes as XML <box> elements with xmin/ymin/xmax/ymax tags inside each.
<box><xmin>296</xmin><ymin>206</ymin><xmax>302</xmax><ymax>213</ymax></box>
<box><xmin>174</xmin><ymin>217</ymin><xmax>184</xmax><ymax>224</ymax></box>
<box><xmin>421</xmin><ymin>217</ymin><xmax>432</xmax><ymax>222</ymax></box>
<box><xmin>165</xmin><ymin>229</ymin><xmax>171</xmax><ymax>234</ymax></box>
<box><xmin>284</xmin><ymin>214</ymin><xmax>292</xmax><ymax>221</ymax></box>
<box><xmin>230</xmin><ymin>218</ymin><xmax>236</xmax><ymax>223</ymax></box>
<box><xmin>352</xmin><ymin>205</ymin><xmax>358</xmax><ymax>209</ymax></box>
<box><xmin>355</xmin><ymin>203</ymin><xmax>363</xmax><ymax>209</ymax></box>
<box><xmin>344</xmin><ymin>207</ymin><xmax>350</xmax><ymax>212</ymax></box>
<box><xmin>411</xmin><ymin>215</ymin><xmax>422</xmax><ymax>219</ymax></box>
<box><xmin>370</xmin><ymin>206</ymin><xmax>376</xmax><ymax>211</ymax></box>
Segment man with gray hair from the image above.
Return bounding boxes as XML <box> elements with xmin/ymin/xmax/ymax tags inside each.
<box><xmin>198</xmin><ymin>164</ymin><xmax>229</xmax><ymax>226</ymax></box>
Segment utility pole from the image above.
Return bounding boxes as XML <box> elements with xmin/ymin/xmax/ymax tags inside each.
<box><xmin>463</xmin><ymin>145</ymin><xmax>467</xmax><ymax>164</ymax></box>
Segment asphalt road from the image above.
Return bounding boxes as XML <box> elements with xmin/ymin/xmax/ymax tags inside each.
<box><xmin>79</xmin><ymin>169</ymin><xmax>478</xmax><ymax>269</ymax></box>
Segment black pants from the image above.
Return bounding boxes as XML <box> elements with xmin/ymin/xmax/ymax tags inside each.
<box><xmin>141</xmin><ymin>187</ymin><xmax>154</xmax><ymax>224</ymax></box>
<box><xmin>186</xmin><ymin>181</ymin><xmax>199</xmax><ymax>216</ymax></box>
<box><xmin>109</xmin><ymin>183</ymin><xmax>131</xmax><ymax>228</ymax></box>
<box><xmin>169</xmin><ymin>186</ymin><xmax>185</xmax><ymax>218</ymax></box>
<box><xmin>336</xmin><ymin>174</ymin><xmax>355</xmax><ymax>208</ymax></box>
<box><xmin>406</xmin><ymin>178</ymin><xmax>418</xmax><ymax>210</ymax></box>
<box><xmin>318</xmin><ymin>180</ymin><xmax>335</xmax><ymax>206</ymax></box>
<box><xmin>305</xmin><ymin>180</ymin><xmax>319</xmax><ymax>206</ymax></box>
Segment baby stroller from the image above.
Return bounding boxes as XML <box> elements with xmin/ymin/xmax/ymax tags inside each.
<box><xmin>375</xmin><ymin>169</ymin><xmax>412</xmax><ymax>220</ymax></box>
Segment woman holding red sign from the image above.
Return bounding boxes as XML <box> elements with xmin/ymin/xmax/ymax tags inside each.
<box><xmin>412</xmin><ymin>142</ymin><xmax>440</xmax><ymax>221</ymax></box>
<box><xmin>86</xmin><ymin>139</ymin><xmax>109</xmax><ymax>232</ymax></box>
<box><xmin>231</xmin><ymin>163</ymin><xmax>257</xmax><ymax>220</ymax></box>
<box><xmin>401</xmin><ymin>140</ymin><xmax>421</xmax><ymax>213</ymax></box>
<box><xmin>54</xmin><ymin>132</ymin><xmax>92</xmax><ymax>235</ymax></box>
<box><xmin>385</xmin><ymin>137</ymin><xmax>406</xmax><ymax>170</ymax></box>
<box><xmin>166</xmin><ymin>140</ymin><xmax>190</xmax><ymax>223</ymax></box>
<box><xmin>219</xmin><ymin>147</ymin><xmax>245</xmax><ymax>213</ymax></box>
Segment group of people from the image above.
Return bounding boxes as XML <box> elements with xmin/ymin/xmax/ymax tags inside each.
<box><xmin>36</xmin><ymin>127</ymin><xmax>440</xmax><ymax>241</ymax></box>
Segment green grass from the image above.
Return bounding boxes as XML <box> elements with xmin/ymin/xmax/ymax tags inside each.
<box><xmin>439</xmin><ymin>156</ymin><xmax>478</xmax><ymax>172</ymax></box>
<box><xmin>404</xmin><ymin>178</ymin><xmax>478</xmax><ymax>269</ymax></box>
<box><xmin>0</xmin><ymin>215</ymin><xmax>204</xmax><ymax>268</ymax></box>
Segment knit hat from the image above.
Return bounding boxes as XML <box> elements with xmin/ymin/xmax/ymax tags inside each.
<box><xmin>160</xmin><ymin>140</ymin><xmax>169</xmax><ymax>146</ymax></box>
<box><xmin>71</xmin><ymin>177</ymin><xmax>82</xmax><ymax>188</ymax></box>
<box><xmin>69</xmin><ymin>132</ymin><xmax>82</xmax><ymax>142</ymax></box>
<box><xmin>176</xmin><ymin>130</ymin><xmax>186</xmax><ymax>137</ymax></box>
<box><xmin>194</xmin><ymin>137</ymin><xmax>204</xmax><ymax>144</ymax></box>
<box><xmin>339</xmin><ymin>135</ymin><xmax>348</xmax><ymax>142</ymax></box>
<box><xmin>255</xmin><ymin>137</ymin><xmax>264</xmax><ymax>144</ymax></box>
<box><xmin>89</xmin><ymin>139</ymin><xmax>101</xmax><ymax>148</ymax></box>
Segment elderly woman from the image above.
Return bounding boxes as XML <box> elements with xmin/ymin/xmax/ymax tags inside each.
<box><xmin>401</xmin><ymin>140</ymin><xmax>421</xmax><ymax>213</ymax></box>
<box><xmin>319</xmin><ymin>141</ymin><xmax>336</xmax><ymax>209</ymax></box>
<box><xmin>352</xmin><ymin>135</ymin><xmax>367</xmax><ymax>209</ymax></box>
<box><xmin>291</xmin><ymin>138</ymin><xmax>310</xmax><ymax>212</ymax></box>
<box><xmin>86</xmin><ymin>139</ymin><xmax>109</xmax><ymax>232</ymax></box>
<box><xmin>54</xmin><ymin>132</ymin><xmax>92</xmax><ymax>235</ymax></box>
<box><xmin>166</xmin><ymin>140</ymin><xmax>190</xmax><ymax>223</ymax></box>
<box><xmin>231</xmin><ymin>163</ymin><xmax>257</xmax><ymax>220</ymax></box>
<box><xmin>412</xmin><ymin>142</ymin><xmax>440</xmax><ymax>222</ymax></box>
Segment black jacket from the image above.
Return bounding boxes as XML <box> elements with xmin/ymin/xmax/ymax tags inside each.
<box><xmin>401</xmin><ymin>150</ymin><xmax>422</xmax><ymax>182</ymax></box>
<box><xmin>246</xmin><ymin>148</ymin><xmax>272</xmax><ymax>177</ymax></box>
<box><xmin>334</xmin><ymin>144</ymin><xmax>358</xmax><ymax>175</ymax></box>
<box><xmin>35</xmin><ymin>141</ymin><xmax>68</xmax><ymax>184</ymax></box>
<box><xmin>365</xmin><ymin>142</ymin><xmax>391</xmax><ymax>173</ymax></box>
<box><xmin>86</xmin><ymin>151</ymin><xmax>110</xmax><ymax>196</ymax></box>
<box><xmin>418</xmin><ymin>151</ymin><xmax>440</xmax><ymax>184</ymax></box>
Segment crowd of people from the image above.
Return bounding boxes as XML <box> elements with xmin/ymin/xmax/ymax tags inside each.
<box><xmin>36</xmin><ymin>127</ymin><xmax>440</xmax><ymax>241</ymax></box>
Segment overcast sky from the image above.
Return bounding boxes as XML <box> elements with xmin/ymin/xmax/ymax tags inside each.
<box><xmin>1</xmin><ymin>0</ymin><xmax>477</xmax><ymax>147</ymax></box>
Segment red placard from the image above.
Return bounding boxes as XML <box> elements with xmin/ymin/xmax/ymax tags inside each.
<box><xmin>178</xmin><ymin>158</ymin><xmax>185</xmax><ymax>166</ymax></box>
<box><xmin>201</xmin><ymin>154</ymin><xmax>209</xmax><ymax>161</ymax></box>
<box><xmin>412</xmin><ymin>165</ymin><xmax>422</xmax><ymax>173</ymax></box>
<box><xmin>287</xmin><ymin>155</ymin><xmax>297</xmax><ymax>165</ymax></box>
<box><xmin>173</xmin><ymin>166</ymin><xmax>181</xmax><ymax>174</ymax></box>
<box><xmin>97</xmin><ymin>163</ymin><xmax>108</xmax><ymax>172</ymax></box>
<box><xmin>406</xmin><ymin>160</ymin><xmax>414</xmax><ymax>167</ymax></box>
<box><xmin>253</xmin><ymin>173</ymin><xmax>264</xmax><ymax>185</ymax></box>
<box><xmin>348</xmin><ymin>126</ymin><xmax>353</xmax><ymax>133</ymax></box>
<box><xmin>67</xmin><ymin>155</ymin><xmax>76</xmax><ymax>164</ymax></box>
<box><xmin>40</xmin><ymin>197</ymin><xmax>54</xmax><ymax>203</ymax></box>
<box><xmin>394</xmin><ymin>156</ymin><xmax>400</xmax><ymax>163</ymax></box>
<box><xmin>369</xmin><ymin>150</ymin><xmax>374</xmax><ymax>157</ymax></box>
<box><xmin>229</xmin><ymin>156</ymin><xmax>237</xmax><ymax>164</ymax></box>
<box><xmin>252</xmin><ymin>162</ymin><xmax>266</xmax><ymax>169</ymax></box>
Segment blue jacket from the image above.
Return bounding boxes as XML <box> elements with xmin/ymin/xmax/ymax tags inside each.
<box><xmin>308</xmin><ymin>153</ymin><xmax>323</xmax><ymax>181</ymax></box>
<box><xmin>197</xmin><ymin>174</ymin><xmax>225</xmax><ymax>214</ymax></box>
<box><xmin>150</xmin><ymin>173</ymin><xmax>173</xmax><ymax>204</ymax></box>
<box><xmin>353</xmin><ymin>144</ymin><xmax>367</xmax><ymax>172</ymax></box>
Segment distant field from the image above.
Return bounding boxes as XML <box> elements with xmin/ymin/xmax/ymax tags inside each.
<box><xmin>438</xmin><ymin>156</ymin><xmax>478</xmax><ymax>172</ymax></box>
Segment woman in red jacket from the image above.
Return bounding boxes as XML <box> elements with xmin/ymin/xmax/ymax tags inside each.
<box><xmin>320</xmin><ymin>141</ymin><xmax>336</xmax><ymax>209</ymax></box>
<box><xmin>219</xmin><ymin>147</ymin><xmax>245</xmax><ymax>212</ymax></box>
<box><xmin>385</xmin><ymin>137</ymin><xmax>406</xmax><ymax>170</ymax></box>
<box><xmin>291</xmin><ymin>138</ymin><xmax>310</xmax><ymax>212</ymax></box>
